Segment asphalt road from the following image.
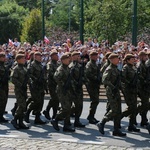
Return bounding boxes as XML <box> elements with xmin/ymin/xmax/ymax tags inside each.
<box><xmin>1</xmin><ymin>98</ymin><xmax>150</xmax><ymax>149</ymax></box>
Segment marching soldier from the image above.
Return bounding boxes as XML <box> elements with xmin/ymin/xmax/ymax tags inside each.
<box><xmin>97</xmin><ymin>53</ymin><xmax>126</xmax><ymax>137</ymax></box>
<box><xmin>137</xmin><ymin>51</ymin><xmax>149</xmax><ymax>126</ymax></box>
<box><xmin>51</xmin><ymin>53</ymin><xmax>75</xmax><ymax>132</ymax></box>
<box><xmin>84</xmin><ymin>51</ymin><xmax>101</xmax><ymax>124</ymax></box>
<box><xmin>11</xmin><ymin>54</ymin><xmax>29</xmax><ymax>129</ymax></box>
<box><xmin>69</xmin><ymin>51</ymin><xmax>85</xmax><ymax>127</ymax></box>
<box><xmin>0</xmin><ymin>52</ymin><xmax>9</xmax><ymax>123</ymax></box>
<box><xmin>43</xmin><ymin>50</ymin><xmax>60</xmax><ymax>120</ymax></box>
<box><xmin>24</xmin><ymin>52</ymin><xmax>46</xmax><ymax>124</ymax></box>
<box><xmin>121</xmin><ymin>54</ymin><xmax>140</xmax><ymax>132</ymax></box>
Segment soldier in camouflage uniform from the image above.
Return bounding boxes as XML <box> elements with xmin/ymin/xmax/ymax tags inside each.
<box><xmin>97</xmin><ymin>53</ymin><xmax>126</xmax><ymax>136</ymax></box>
<box><xmin>24</xmin><ymin>52</ymin><xmax>46</xmax><ymax>124</ymax></box>
<box><xmin>137</xmin><ymin>51</ymin><xmax>149</xmax><ymax>126</ymax></box>
<box><xmin>84</xmin><ymin>51</ymin><xmax>101</xmax><ymax>124</ymax></box>
<box><xmin>69</xmin><ymin>51</ymin><xmax>85</xmax><ymax>128</ymax></box>
<box><xmin>100</xmin><ymin>52</ymin><xmax>112</xmax><ymax>116</ymax></box>
<box><xmin>51</xmin><ymin>53</ymin><xmax>75</xmax><ymax>132</ymax></box>
<box><xmin>121</xmin><ymin>54</ymin><xmax>140</xmax><ymax>132</ymax></box>
<box><xmin>0</xmin><ymin>52</ymin><xmax>9</xmax><ymax>123</ymax></box>
<box><xmin>11</xmin><ymin>54</ymin><xmax>29</xmax><ymax>129</ymax></box>
<box><xmin>43</xmin><ymin>50</ymin><xmax>60</xmax><ymax>120</ymax></box>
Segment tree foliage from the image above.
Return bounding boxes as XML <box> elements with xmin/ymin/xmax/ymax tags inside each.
<box><xmin>21</xmin><ymin>9</ymin><xmax>42</xmax><ymax>44</ymax></box>
<box><xmin>0</xmin><ymin>0</ymin><xmax>28</xmax><ymax>44</ymax></box>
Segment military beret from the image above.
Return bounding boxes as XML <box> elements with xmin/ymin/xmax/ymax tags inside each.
<box><xmin>65</xmin><ymin>52</ymin><xmax>71</xmax><ymax>56</ymax></box>
<box><xmin>123</xmin><ymin>54</ymin><xmax>135</xmax><ymax>61</ymax></box>
<box><xmin>17</xmin><ymin>50</ymin><xmax>25</xmax><ymax>54</ymax></box>
<box><xmin>71</xmin><ymin>51</ymin><xmax>80</xmax><ymax>56</ymax></box>
<box><xmin>0</xmin><ymin>52</ymin><xmax>5</xmax><ymax>57</ymax></box>
<box><xmin>108</xmin><ymin>53</ymin><xmax>119</xmax><ymax>59</ymax></box>
<box><xmin>138</xmin><ymin>51</ymin><xmax>147</xmax><ymax>56</ymax></box>
<box><xmin>34</xmin><ymin>52</ymin><xmax>42</xmax><ymax>56</ymax></box>
<box><xmin>89</xmin><ymin>51</ymin><xmax>98</xmax><ymax>56</ymax></box>
<box><xmin>105</xmin><ymin>52</ymin><xmax>112</xmax><ymax>58</ymax></box>
<box><xmin>50</xmin><ymin>50</ymin><xmax>58</xmax><ymax>56</ymax></box>
<box><xmin>61</xmin><ymin>53</ymin><xmax>70</xmax><ymax>60</ymax></box>
<box><xmin>15</xmin><ymin>54</ymin><xmax>25</xmax><ymax>60</ymax></box>
<box><xmin>29</xmin><ymin>51</ymin><xmax>35</xmax><ymax>56</ymax></box>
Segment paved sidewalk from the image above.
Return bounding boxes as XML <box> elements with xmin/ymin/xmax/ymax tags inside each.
<box><xmin>0</xmin><ymin>137</ymin><xmax>149</xmax><ymax>150</ymax></box>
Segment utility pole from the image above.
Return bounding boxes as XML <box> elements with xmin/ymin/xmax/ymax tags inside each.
<box><xmin>132</xmin><ymin>0</ymin><xmax>137</xmax><ymax>46</ymax></box>
<box><xmin>42</xmin><ymin>0</ymin><xmax>45</xmax><ymax>41</ymax></box>
<box><xmin>68</xmin><ymin>0</ymin><xmax>71</xmax><ymax>34</ymax></box>
<box><xmin>80</xmin><ymin>0</ymin><xmax>84</xmax><ymax>44</ymax></box>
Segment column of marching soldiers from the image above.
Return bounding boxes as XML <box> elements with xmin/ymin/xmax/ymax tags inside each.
<box><xmin>0</xmin><ymin>48</ymin><xmax>150</xmax><ymax>136</ymax></box>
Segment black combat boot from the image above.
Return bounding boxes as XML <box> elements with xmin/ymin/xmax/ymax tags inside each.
<box><xmin>34</xmin><ymin>114</ymin><xmax>46</xmax><ymax>124</ymax></box>
<box><xmin>43</xmin><ymin>110</ymin><xmax>51</xmax><ymax>120</ymax></box>
<box><xmin>51</xmin><ymin>119</ymin><xmax>60</xmax><ymax>131</ymax></box>
<box><xmin>74</xmin><ymin>116</ymin><xmax>85</xmax><ymax>128</ymax></box>
<box><xmin>113</xmin><ymin>129</ymin><xmax>126</xmax><ymax>137</ymax></box>
<box><xmin>11</xmin><ymin>103</ymin><xmax>18</xmax><ymax>116</ymax></box>
<box><xmin>128</xmin><ymin>119</ymin><xmax>140</xmax><ymax>132</ymax></box>
<box><xmin>87</xmin><ymin>114</ymin><xmax>99</xmax><ymax>124</ymax></box>
<box><xmin>96</xmin><ymin>118</ymin><xmax>106</xmax><ymax>135</ymax></box>
<box><xmin>140</xmin><ymin>113</ymin><xmax>148</xmax><ymax>127</ymax></box>
<box><xmin>11</xmin><ymin>116</ymin><xmax>19</xmax><ymax>129</ymax></box>
<box><xmin>19</xmin><ymin>117</ymin><xmax>29</xmax><ymax>129</ymax></box>
<box><xmin>113</xmin><ymin>118</ymin><xmax>126</xmax><ymax>137</ymax></box>
<box><xmin>24</xmin><ymin>109</ymin><xmax>32</xmax><ymax>123</ymax></box>
<box><xmin>52</xmin><ymin>106</ymin><xmax>58</xmax><ymax>119</ymax></box>
<box><xmin>63</xmin><ymin>125</ymin><xmax>75</xmax><ymax>132</ymax></box>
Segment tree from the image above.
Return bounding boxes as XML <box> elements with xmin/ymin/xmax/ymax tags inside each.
<box><xmin>0</xmin><ymin>0</ymin><xmax>28</xmax><ymax>44</ymax></box>
<box><xmin>21</xmin><ymin>9</ymin><xmax>42</xmax><ymax>44</ymax></box>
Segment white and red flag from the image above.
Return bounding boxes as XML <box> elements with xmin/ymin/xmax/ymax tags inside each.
<box><xmin>8</xmin><ymin>39</ymin><xmax>14</xmax><ymax>46</ymax></box>
<box><xmin>44</xmin><ymin>36</ymin><xmax>50</xmax><ymax>44</ymax></box>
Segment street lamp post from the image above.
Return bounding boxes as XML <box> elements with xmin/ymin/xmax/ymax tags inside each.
<box><xmin>132</xmin><ymin>0</ymin><xmax>137</xmax><ymax>46</ymax></box>
<box><xmin>80</xmin><ymin>0</ymin><xmax>84</xmax><ymax>44</ymax></box>
<box><xmin>42</xmin><ymin>0</ymin><xmax>45</xmax><ymax>41</ymax></box>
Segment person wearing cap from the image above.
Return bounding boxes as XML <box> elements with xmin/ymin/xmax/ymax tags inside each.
<box><xmin>97</xmin><ymin>53</ymin><xmax>126</xmax><ymax>137</ymax></box>
<box><xmin>24</xmin><ymin>52</ymin><xmax>46</xmax><ymax>125</ymax></box>
<box><xmin>100</xmin><ymin>52</ymin><xmax>112</xmax><ymax>116</ymax></box>
<box><xmin>10</xmin><ymin>54</ymin><xmax>29</xmax><ymax>129</ymax></box>
<box><xmin>0</xmin><ymin>52</ymin><xmax>9</xmax><ymax>123</ymax></box>
<box><xmin>136</xmin><ymin>51</ymin><xmax>149</xmax><ymax>127</ymax></box>
<box><xmin>68</xmin><ymin>51</ymin><xmax>85</xmax><ymax>128</ymax></box>
<box><xmin>51</xmin><ymin>53</ymin><xmax>75</xmax><ymax>132</ymax></box>
<box><xmin>84</xmin><ymin>51</ymin><xmax>101</xmax><ymax>124</ymax></box>
<box><xmin>121</xmin><ymin>54</ymin><xmax>140</xmax><ymax>132</ymax></box>
<box><xmin>43</xmin><ymin>50</ymin><xmax>60</xmax><ymax>120</ymax></box>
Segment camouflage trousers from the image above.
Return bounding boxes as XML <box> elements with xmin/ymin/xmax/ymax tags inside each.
<box><xmin>122</xmin><ymin>88</ymin><xmax>137</xmax><ymax>124</ymax></box>
<box><xmin>87</xmin><ymin>84</ymin><xmax>100</xmax><ymax>116</ymax></box>
<box><xmin>71</xmin><ymin>88</ymin><xmax>83</xmax><ymax>118</ymax></box>
<box><xmin>28</xmin><ymin>88</ymin><xmax>45</xmax><ymax>115</ymax></box>
<box><xmin>104</xmin><ymin>86</ymin><xmax>121</xmax><ymax>121</ymax></box>
<box><xmin>55</xmin><ymin>87</ymin><xmax>72</xmax><ymax>125</ymax></box>
<box><xmin>0</xmin><ymin>89</ymin><xmax>7</xmax><ymax>115</ymax></box>
<box><xmin>14</xmin><ymin>88</ymin><xmax>27</xmax><ymax>117</ymax></box>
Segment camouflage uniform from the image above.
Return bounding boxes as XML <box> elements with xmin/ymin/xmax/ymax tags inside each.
<box><xmin>0</xmin><ymin>53</ymin><xmax>9</xmax><ymax>122</ymax></box>
<box><xmin>43</xmin><ymin>59</ymin><xmax>59</xmax><ymax>120</ymax></box>
<box><xmin>84</xmin><ymin>53</ymin><xmax>101</xmax><ymax>124</ymax></box>
<box><xmin>137</xmin><ymin>60</ymin><xmax>149</xmax><ymax>126</ymax></box>
<box><xmin>69</xmin><ymin>60</ymin><xmax>85</xmax><ymax>127</ymax></box>
<box><xmin>51</xmin><ymin>53</ymin><xmax>75</xmax><ymax>132</ymax></box>
<box><xmin>25</xmin><ymin>58</ymin><xmax>46</xmax><ymax>124</ymax></box>
<box><xmin>97</xmin><ymin>53</ymin><xmax>126</xmax><ymax>136</ymax></box>
<box><xmin>11</xmin><ymin>54</ymin><xmax>29</xmax><ymax>129</ymax></box>
<box><xmin>121</xmin><ymin>56</ymin><xmax>140</xmax><ymax>132</ymax></box>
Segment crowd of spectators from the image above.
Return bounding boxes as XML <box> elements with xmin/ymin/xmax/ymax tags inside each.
<box><xmin>0</xmin><ymin>36</ymin><xmax>150</xmax><ymax>70</ymax></box>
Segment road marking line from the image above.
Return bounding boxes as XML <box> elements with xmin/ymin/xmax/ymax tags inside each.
<box><xmin>0</xmin><ymin>135</ymin><xmax>19</xmax><ymax>138</ymax></box>
<box><xmin>58</xmin><ymin>138</ymin><xmax>105</xmax><ymax>145</ymax></box>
